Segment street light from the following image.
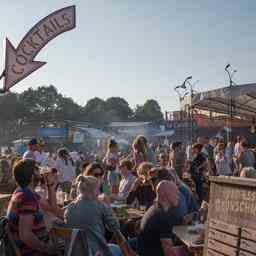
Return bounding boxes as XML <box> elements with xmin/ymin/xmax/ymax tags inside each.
<box><xmin>174</xmin><ymin>76</ymin><xmax>197</xmax><ymax>144</ymax></box>
<box><xmin>225</xmin><ymin>64</ymin><xmax>237</xmax><ymax>142</ymax></box>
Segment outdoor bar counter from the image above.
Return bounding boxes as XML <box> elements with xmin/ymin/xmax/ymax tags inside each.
<box><xmin>205</xmin><ymin>176</ymin><xmax>256</xmax><ymax>256</ymax></box>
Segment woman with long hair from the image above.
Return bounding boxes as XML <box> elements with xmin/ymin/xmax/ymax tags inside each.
<box><xmin>127</xmin><ymin>162</ymin><xmax>156</xmax><ymax>209</ymax></box>
<box><xmin>104</xmin><ymin>139</ymin><xmax>120</xmax><ymax>194</ymax></box>
<box><xmin>55</xmin><ymin>148</ymin><xmax>76</xmax><ymax>193</ymax></box>
<box><xmin>132</xmin><ymin>136</ymin><xmax>148</xmax><ymax>168</ymax></box>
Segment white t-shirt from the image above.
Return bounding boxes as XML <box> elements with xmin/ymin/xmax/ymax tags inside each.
<box><xmin>186</xmin><ymin>145</ymin><xmax>192</xmax><ymax>161</ymax></box>
<box><xmin>234</xmin><ymin>142</ymin><xmax>241</xmax><ymax>157</ymax></box>
<box><xmin>34</xmin><ymin>151</ymin><xmax>48</xmax><ymax>166</ymax></box>
<box><xmin>55</xmin><ymin>158</ymin><xmax>76</xmax><ymax>183</ymax></box>
<box><xmin>23</xmin><ymin>150</ymin><xmax>36</xmax><ymax>160</ymax></box>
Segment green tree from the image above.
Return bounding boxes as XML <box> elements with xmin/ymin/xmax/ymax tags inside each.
<box><xmin>83</xmin><ymin>97</ymin><xmax>107</xmax><ymax>125</ymax></box>
<box><xmin>0</xmin><ymin>92</ymin><xmax>23</xmax><ymax>141</ymax></box>
<box><xmin>134</xmin><ymin>99</ymin><xmax>163</xmax><ymax>122</ymax></box>
<box><xmin>57</xmin><ymin>96</ymin><xmax>83</xmax><ymax>120</ymax></box>
<box><xmin>19</xmin><ymin>85</ymin><xmax>59</xmax><ymax>119</ymax></box>
<box><xmin>19</xmin><ymin>85</ymin><xmax>82</xmax><ymax>121</ymax></box>
<box><xmin>105</xmin><ymin>97</ymin><xmax>133</xmax><ymax>122</ymax></box>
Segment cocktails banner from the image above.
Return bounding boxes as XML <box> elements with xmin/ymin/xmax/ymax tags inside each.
<box><xmin>2</xmin><ymin>5</ymin><xmax>76</xmax><ymax>91</ymax></box>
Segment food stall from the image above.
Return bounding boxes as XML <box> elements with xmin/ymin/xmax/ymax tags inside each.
<box><xmin>205</xmin><ymin>176</ymin><xmax>256</xmax><ymax>255</ymax></box>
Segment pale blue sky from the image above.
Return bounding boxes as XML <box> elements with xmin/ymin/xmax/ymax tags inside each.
<box><xmin>1</xmin><ymin>0</ymin><xmax>256</xmax><ymax>111</ymax></box>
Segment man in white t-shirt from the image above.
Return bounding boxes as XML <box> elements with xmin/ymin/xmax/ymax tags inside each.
<box><xmin>34</xmin><ymin>140</ymin><xmax>48</xmax><ymax>166</ymax></box>
<box><xmin>23</xmin><ymin>139</ymin><xmax>38</xmax><ymax>160</ymax></box>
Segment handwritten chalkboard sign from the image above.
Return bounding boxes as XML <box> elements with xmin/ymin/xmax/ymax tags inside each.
<box><xmin>205</xmin><ymin>177</ymin><xmax>256</xmax><ymax>255</ymax></box>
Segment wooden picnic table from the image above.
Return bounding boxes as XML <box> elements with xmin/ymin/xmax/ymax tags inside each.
<box><xmin>173</xmin><ymin>225</ymin><xmax>204</xmax><ymax>256</ymax></box>
<box><xmin>124</xmin><ymin>208</ymin><xmax>144</xmax><ymax>219</ymax></box>
<box><xmin>113</xmin><ymin>207</ymin><xmax>144</xmax><ymax>238</ymax></box>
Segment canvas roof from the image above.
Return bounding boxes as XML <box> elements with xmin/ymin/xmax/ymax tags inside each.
<box><xmin>181</xmin><ymin>83</ymin><xmax>256</xmax><ymax>119</ymax></box>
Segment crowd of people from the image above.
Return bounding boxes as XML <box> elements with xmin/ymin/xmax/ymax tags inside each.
<box><xmin>0</xmin><ymin>133</ymin><xmax>256</xmax><ymax>256</ymax></box>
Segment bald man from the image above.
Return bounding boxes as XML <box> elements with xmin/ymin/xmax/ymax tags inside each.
<box><xmin>138</xmin><ymin>181</ymin><xmax>179</xmax><ymax>256</ymax></box>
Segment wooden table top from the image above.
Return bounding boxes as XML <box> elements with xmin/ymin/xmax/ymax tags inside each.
<box><xmin>114</xmin><ymin>207</ymin><xmax>145</xmax><ymax>221</ymax></box>
<box><xmin>173</xmin><ymin>225</ymin><xmax>204</xmax><ymax>250</ymax></box>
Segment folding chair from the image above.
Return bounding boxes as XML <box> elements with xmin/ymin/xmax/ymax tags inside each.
<box><xmin>50</xmin><ymin>227</ymin><xmax>89</xmax><ymax>256</ymax></box>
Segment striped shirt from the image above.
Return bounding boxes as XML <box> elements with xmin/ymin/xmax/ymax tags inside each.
<box><xmin>215</xmin><ymin>154</ymin><xmax>232</xmax><ymax>176</ymax></box>
<box><xmin>7</xmin><ymin>188</ymin><xmax>49</xmax><ymax>256</ymax></box>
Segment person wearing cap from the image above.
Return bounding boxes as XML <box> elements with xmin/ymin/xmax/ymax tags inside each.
<box><xmin>23</xmin><ymin>139</ymin><xmax>38</xmax><ymax>160</ymax></box>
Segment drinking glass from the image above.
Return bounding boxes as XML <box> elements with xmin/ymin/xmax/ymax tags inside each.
<box><xmin>192</xmin><ymin>212</ymin><xmax>200</xmax><ymax>226</ymax></box>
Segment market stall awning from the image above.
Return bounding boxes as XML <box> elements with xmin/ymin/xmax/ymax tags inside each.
<box><xmin>181</xmin><ymin>83</ymin><xmax>256</xmax><ymax>119</ymax></box>
<box><xmin>77</xmin><ymin>127</ymin><xmax>109</xmax><ymax>139</ymax></box>
<box><xmin>152</xmin><ymin>130</ymin><xmax>175</xmax><ymax>137</ymax></box>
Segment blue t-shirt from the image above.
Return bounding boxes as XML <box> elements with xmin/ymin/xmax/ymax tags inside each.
<box><xmin>172</xmin><ymin>184</ymin><xmax>199</xmax><ymax>224</ymax></box>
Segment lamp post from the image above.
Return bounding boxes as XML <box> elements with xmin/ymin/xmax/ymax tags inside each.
<box><xmin>174</xmin><ymin>85</ymin><xmax>185</xmax><ymax>142</ymax></box>
<box><xmin>175</xmin><ymin>76</ymin><xmax>197</xmax><ymax>144</ymax></box>
<box><xmin>225</xmin><ymin>64</ymin><xmax>237</xmax><ymax>143</ymax></box>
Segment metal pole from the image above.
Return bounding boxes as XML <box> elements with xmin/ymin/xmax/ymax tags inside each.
<box><xmin>225</xmin><ymin>65</ymin><xmax>234</xmax><ymax>143</ymax></box>
<box><xmin>190</xmin><ymin>85</ymin><xmax>194</xmax><ymax>144</ymax></box>
<box><xmin>174</xmin><ymin>88</ymin><xmax>183</xmax><ymax>144</ymax></box>
<box><xmin>174</xmin><ymin>76</ymin><xmax>193</xmax><ymax>144</ymax></box>
<box><xmin>225</xmin><ymin>68</ymin><xmax>233</xmax><ymax>142</ymax></box>
<box><xmin>229</xmin><ymin>81</ymin><xmax>233</xmax><ymax>143</ymax></box>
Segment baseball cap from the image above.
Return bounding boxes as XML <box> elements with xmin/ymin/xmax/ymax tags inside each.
<box><xmin>28</xmin><ymin>138</ymin><xmax>38</xmax><ymax>146</ymax></box>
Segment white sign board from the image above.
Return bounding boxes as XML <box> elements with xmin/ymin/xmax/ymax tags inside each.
<box><xmin>4</xmin><ymin>6</ymin><xmax>76</xmax><ymax>91</ymax></box>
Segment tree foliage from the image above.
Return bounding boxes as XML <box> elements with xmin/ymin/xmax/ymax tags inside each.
<box><xmin>0</xmin><ymin>85</ymin><xmax>163</xmax><ymax>142</ymax></box>
<box><xmin>19</xmin><ymin>85</ymin><xmax>82</xmax><ymax>120</ymax></box>
<box><xmin>105</xmin><ymin>97</ymin><xmax>133</xmax><ymax>122</ymax></box>
<box><xmin>134</xmin><ymin>99</ymin><xmax>163</xmax><ymax>122</ymax></box>
<box><xmin>83</xmin><ymin>97</ymin><xmax>107</xmax><ymax>125</ymax></box>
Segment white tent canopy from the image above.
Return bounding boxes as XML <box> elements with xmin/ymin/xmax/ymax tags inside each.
<box><xmin>152</xmin><ymin>130</ymin><xmax>175</xmax><ymax>137</ymax></box>
<box><xmin>181</xmin><ymin>83</ymin><xmax>256</xmax><ymax>119</ymax></box>
<box><xmin>77</xmin><ymin>127</ymin><xmax>109</xmax><ymax>139</ymax></box>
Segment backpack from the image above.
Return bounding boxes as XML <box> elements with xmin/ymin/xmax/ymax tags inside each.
<box><xmin>0</xmin><ymin>216</ymin><xmax>18</xmax><ymax>256</ymax></box>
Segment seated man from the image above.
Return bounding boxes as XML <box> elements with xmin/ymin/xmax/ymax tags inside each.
<box><xmin>150</xmin><ymin>167</ymin><xmax>198</xmax><ymax>225</ymax></box>
<box><xmin>173</xmin><ymin>181</ymin><xmax>199</xmax><ymax>225</ymax></box>
<box><xmin>7</xmin><ymin>159</ymin><xmax>63</xmax><ymax>256</ymax></box>
<box><xmin>64</xmin><ymin>175</ymin><xmax>123</xmax><ymax>256</ymax></box>
<box><xmin>138</xmin><ymin>181</ymin><xmax>179</xmax><ymax>256</ymax></box>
